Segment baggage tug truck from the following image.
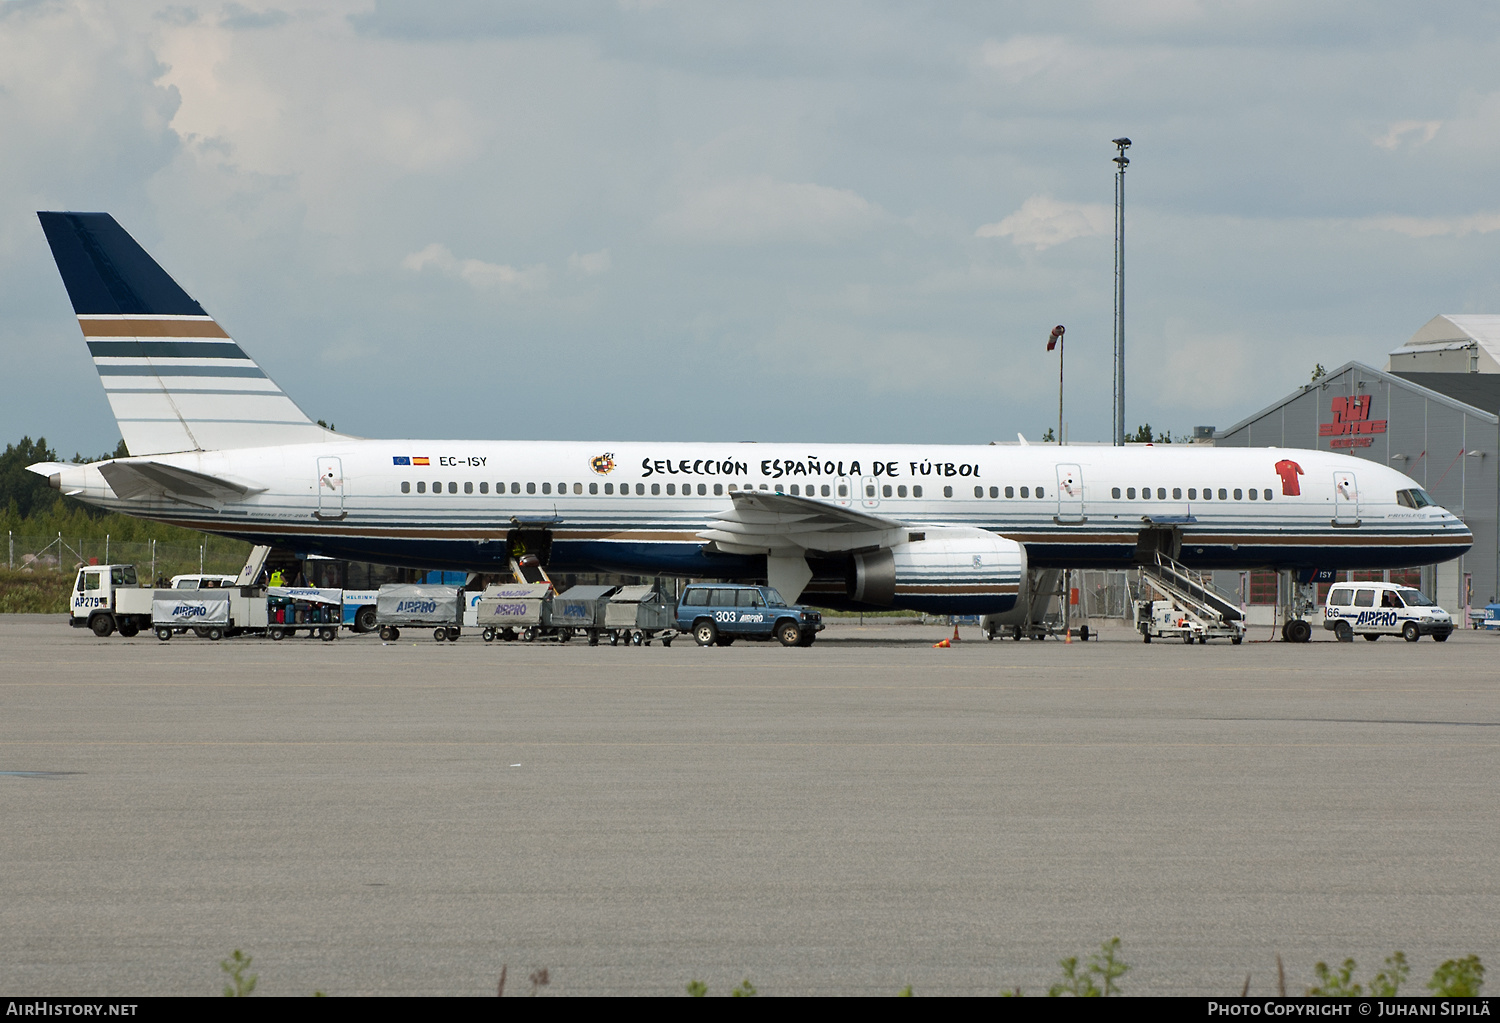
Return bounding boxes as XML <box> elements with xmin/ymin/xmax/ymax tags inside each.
<box><xmin>70</xmin><ymin>564</ymin><xmax>154</xmax><ymax>637</ymax></box>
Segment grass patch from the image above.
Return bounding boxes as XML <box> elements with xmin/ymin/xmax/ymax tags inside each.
<box><xmin>0</xmin><ymin>568</ymin><xmax>73</xmax><ymax>614</ymax></box>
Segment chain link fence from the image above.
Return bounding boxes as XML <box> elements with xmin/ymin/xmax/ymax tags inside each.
<box><xmin>6</xmin><ymin>531</ymin><xmax>251</xmax><ymax>584</ymax></box>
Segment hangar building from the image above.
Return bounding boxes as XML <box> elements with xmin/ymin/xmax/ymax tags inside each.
<box><xmin>1215</xmin><ymin>315</ymin><xmax>1500</xmax><ymax>611</ymax></box>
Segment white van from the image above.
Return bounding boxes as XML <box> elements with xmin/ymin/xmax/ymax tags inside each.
<box><xmin>168</xmin><ymin>573</ymin><xmax>239</xmax><ymax>589</ymax></box>
<box><xmin>1323</xmin><ymin>583</ymin><xmax>1453</xmax><ymax>642</ymax></box>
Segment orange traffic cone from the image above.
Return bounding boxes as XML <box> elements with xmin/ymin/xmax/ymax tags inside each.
<box><xmin>933</xmin><ymin>638</ymin><xmax>950</xmax><ymax>648</ymax></box>
<box><xmin>950</xmin><ymin>623</ymin><xmax>961</xmax><ymax>643</ymax></box>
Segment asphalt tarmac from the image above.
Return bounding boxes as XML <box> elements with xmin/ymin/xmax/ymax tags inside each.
<box><xmin>1</xmin><ymin>613</ymin><xmax>1496</xmax><ymax>996</ymax></box>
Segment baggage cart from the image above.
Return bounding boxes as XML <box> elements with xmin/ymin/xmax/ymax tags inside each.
<box><xmin>267</xmin><ymin>586</ymin><xmax>344</xmax><ymax>641</ymax></box>
<box><xmin>376</xmin><ymin>584</ymin><xmax>464</xmax><ymax>642</ymax></box>
<box><xmin>152</xmin><ymin>587</ymin><xmax>271</xmax><ymax>641</ymax></box>
<box><xmin>547</xmin><ymin>585</ymin><xmax>619</xmax><ymax>644</ymax></box>
<box><xmin>475</xmin><ymin>583</ymin><xmax>553</xmax><ymax>642</ymax></box>
<box><xmin>603</xmin><ymin>585</ymin><xmax>679</xmax><ymax>646</ymax></box>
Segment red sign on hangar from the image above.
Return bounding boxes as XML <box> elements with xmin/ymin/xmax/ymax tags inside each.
<box><xmin>1319</xmin><ymin>395</ymin><xmax>1387</xmax><ymax>449</ymax></box>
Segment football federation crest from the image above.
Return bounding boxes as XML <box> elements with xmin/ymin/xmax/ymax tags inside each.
<box><xmin>589</xmin><ymin>453</ymin><xmax>616</xmax><ymax>475</ymax></box>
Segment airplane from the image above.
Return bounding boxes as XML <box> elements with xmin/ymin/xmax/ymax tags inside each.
<box><xmin>26</xmin><ymin>212</ymin><xmax>1473</xmax><ymax>623</ymax></box>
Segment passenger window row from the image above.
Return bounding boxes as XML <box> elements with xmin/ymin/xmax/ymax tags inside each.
<box><xmin>1108</xmin><ymin>486</ymin><xmax>1273</xmax><ymax>502</ymax></box>
<box><xmin>969</xmin><ymin>485</ymin><xmax>1046</xmax><ymax>499</ymax></box>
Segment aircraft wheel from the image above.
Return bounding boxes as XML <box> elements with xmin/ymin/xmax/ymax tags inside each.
<box><xmin>1288</xmin><ymin>619</ymin><xmax>1312</xmax><ymax>643</ymax></box>
<box><xmin>693</xmin><ymin>620</ymin><xmax>716</xmax><ymax>647</ymax></box>
<box><xmin>1334</xmin><ymin>621</ymin><xmax>1353</xmax><ymax>643</ymax></box>
<box><xmin>156</xmin><ymin>627</ymin><xmax>172</xmax><ymax>641</ymax></box>
<box><xmin>1402</xmin><ymin>622</ymin><xmax>1421</xmax><ymax>642</ymax></box>
<box><xmin>1012</xmin><ymin>625</ymin><xmax>1023</xmax><ymax>641</ymax></box>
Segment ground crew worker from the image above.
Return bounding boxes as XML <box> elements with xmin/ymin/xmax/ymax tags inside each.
<box><xmin>269</xmin><ymin>568</ymin><xmax>284</xmax><ymax>587</ymax></box>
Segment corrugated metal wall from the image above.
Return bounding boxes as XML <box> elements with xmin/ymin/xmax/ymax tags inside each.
<box><xmin>1217</xmin><ymin>363</ymin><xmax>1500</xmax><ymax>606</ymax></box>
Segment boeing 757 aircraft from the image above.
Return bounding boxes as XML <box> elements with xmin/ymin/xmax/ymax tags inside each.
<box><xmin>27</xmin><ymin>212</ymin><xmax>1472</xmax><ymax>618</ymax></box>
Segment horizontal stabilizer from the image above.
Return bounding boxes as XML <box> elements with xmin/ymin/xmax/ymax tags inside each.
<box><xmin>98</xmin><ymin>460</ymin><xmax>266</xmax><ymax>504</ymax></box>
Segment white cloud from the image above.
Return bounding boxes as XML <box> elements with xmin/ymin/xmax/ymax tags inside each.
<box><xmin>1361</xmin><ymin>211</ymin><xmax>1500</xmax><ymax>238</ymax></box>
<box><xmin>568</xmin><ymin>248</ymin><xmax>612</xmax><ymax>275</ymax></box>
<box><xmin>659</xmin><ymin>176</ymin><xmax>878</xmax><ymax>244</ymax></box>
<box><xmin>402</xmin><ymin>243</ymin><xmax>550</xmax><ymax>292</ymax></box>
<box><xmin>1373</xmin><ymin>120</ymin><xmax>1441</xmax><ymax>151</ymax></box>
<box><xmin>976</xmin><ymin>195</ymin><xmax>1112</xmax><ymax>251</ymax></box>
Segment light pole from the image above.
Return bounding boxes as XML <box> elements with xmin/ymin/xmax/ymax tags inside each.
<box><xmin>1112</xmin><ymin>137</ymin><xmax>1130</xmax><ymax>446</ymax></box>
<box><xmin>1048</xmin><ymin>324</ymin><xmax>1065</xmax><ymax>444</ymax></box>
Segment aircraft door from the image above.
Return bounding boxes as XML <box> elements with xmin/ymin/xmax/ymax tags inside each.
<box><xmin>836</xmin><ymin>477</ymin><xmax>855</xmax><ymax>508</ymax></box>
<box><xmin>315</xmin><ymin>456</ymin><xmax>346</xmax><ymax>520</ymax></box>
<box><xmin>1333</xmin><ymin>471</ymin><xmax>1359</xmax><ymax>525</ymax></box>
<box><xmin>860</xmin><ymin>476</ymin><xmax>880</xmax><ymax>509</ymax></box>
<box><xmin>1056</xmin><ymin>463</ymin><xmax>1085</xmax><ymax>523</ymax></box>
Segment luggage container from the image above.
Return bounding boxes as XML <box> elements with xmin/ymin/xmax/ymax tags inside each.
<box><xmin>604</xmin><ymin>584</ymin><xmax>679</xmax><ymax>646</ymax></box>
<box><xmin>376</xmin><ymin>583</ymin><xmax>463</xmax><ymax>641</ymax></box>
<box><xmin>475</xmin><ymin>583</ymin><xmax>553</xmax><ymax>642</ymax></box>
<box><xmin>267</xmin><ymin>586</ymin><xmax>344</xmax><ymax>641</ymax></box>
<box><xmin>547</xmin><ymin>585</ymin><xmax>619</xmax><ymax>644</ymax></box>
<box><xmin>152</xmin><ymin>587</ymin><xmax>271</xmax><ymax>641</ymax></box>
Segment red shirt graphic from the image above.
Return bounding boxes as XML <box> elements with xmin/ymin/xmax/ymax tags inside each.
<box><xmin>1274</xmin><ymin>459</ymin><xmax>1303</xmax><ymax>496</ymax></box>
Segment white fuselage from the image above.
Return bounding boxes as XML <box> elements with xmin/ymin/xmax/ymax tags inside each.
<box><xmin>50</xmin><ymin>439</ymin><xmax>1472</xmax><ymax>597</ymax></box>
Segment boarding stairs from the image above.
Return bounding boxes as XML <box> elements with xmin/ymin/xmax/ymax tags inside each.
<box><xmin>1138</xmin><ymin>551</ymin><xmax>1246</xmax><ymax>644</ymax></box>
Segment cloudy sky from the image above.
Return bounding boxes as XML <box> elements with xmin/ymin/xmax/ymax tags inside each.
<box><xmin>4</xmin><ymin>0</ymin><xmax>1500</xmax><ymax>455</ymax></box>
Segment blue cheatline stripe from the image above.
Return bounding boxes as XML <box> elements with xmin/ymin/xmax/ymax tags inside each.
<box><xmin>88</xmin><ymin>340</ymin><xmax>248</xmax><ymax>359</ymax></box>
<box><xmin>94</xmin><ymin>365</ymin><xmax>267</xmax><ymax>378</ymax></box>
<box><xmin>102</xmin><ymin>387</ymin><xmax>284</xmax><ymax>395</ymax></box>
<box><xmin>115</xmin><ymin>417</ymin><xmax>310</xmax><ymax>425</ymax></box>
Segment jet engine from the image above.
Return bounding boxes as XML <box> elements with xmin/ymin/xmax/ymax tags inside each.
<box><xmin>847</xmin><ymin>527</ymin><xmax>1027</xmax><ymax>615</ymax></box>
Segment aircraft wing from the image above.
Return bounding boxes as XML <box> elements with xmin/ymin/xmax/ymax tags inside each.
<box><xmin>697</xmin><ymin>490</ymin><xmax>913</xmax><ymax>555</ymax></box>
<box><xmin>97</xmin><ymin>460</ymin><xmax>266</xmax><ymax>504</ymax></box>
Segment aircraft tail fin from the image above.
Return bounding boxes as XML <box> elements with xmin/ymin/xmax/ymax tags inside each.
<box><xmin>37</xmin><ymin>212</ymin><xmax>335</xmax><ymax>456</ymax></box>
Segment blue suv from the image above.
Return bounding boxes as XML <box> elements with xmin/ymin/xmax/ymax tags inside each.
<box><xmin>676</xmin><ymin>584</ymin><xmax>824</xmax><ymax>647</ymax></box>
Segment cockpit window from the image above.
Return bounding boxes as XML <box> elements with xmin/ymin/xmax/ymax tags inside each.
<box><xmin>1398</xmin><ymin>488</ymin><xmax>1436</xmax><ymax>509</ymax></box>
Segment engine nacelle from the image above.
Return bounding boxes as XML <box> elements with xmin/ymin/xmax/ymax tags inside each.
<box><xmin>848</xmin><ymin>527</ymin><xmax>1027</xmax><ymax>615</ymax></box>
